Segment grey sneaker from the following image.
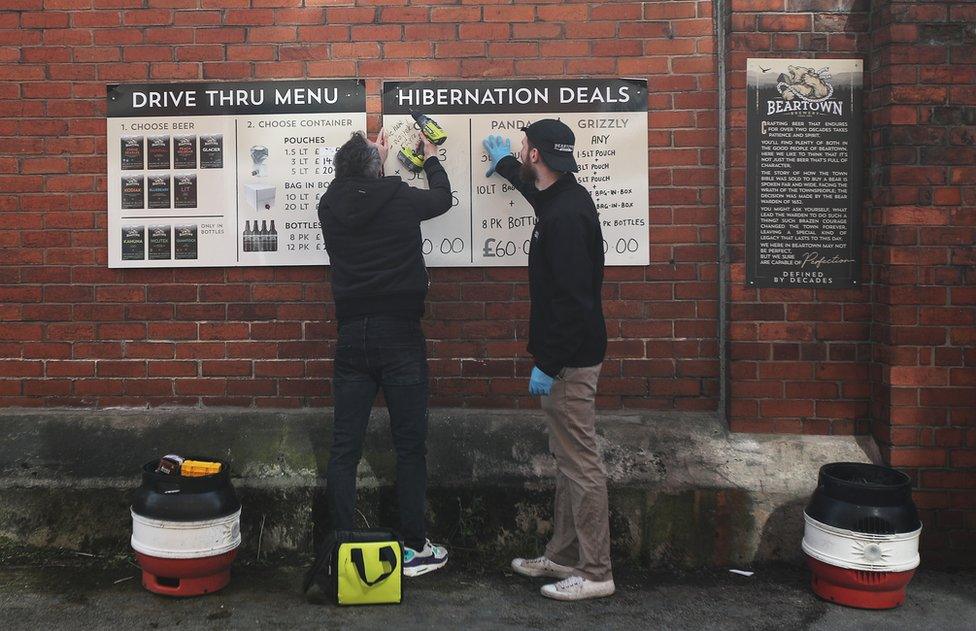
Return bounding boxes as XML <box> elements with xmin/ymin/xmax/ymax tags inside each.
<box><xmin>403</xmin><ymin>539</ymin><xmax>448</xmax><ymax>577</ymax></box>
<box><xmin>511</xmin><ymin>556</ymin><xmax>574</xmax><ymax>579</ymax></box>
<box><xmin>541</xmin><ymin>575</ymin><xmax>616</xmax><ymax>601</ymax></box>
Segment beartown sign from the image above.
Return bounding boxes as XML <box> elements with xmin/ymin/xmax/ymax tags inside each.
<box><xmin>746</xmin><ymin>59</ymin><xmax>864</xmax><ymax>288</ymax></box>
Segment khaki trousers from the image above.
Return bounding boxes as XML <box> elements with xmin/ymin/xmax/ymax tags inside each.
<box><xmin>541</xmin><ymin>363</ymin><xmax>613</xmax><ymax>582</ymax></box>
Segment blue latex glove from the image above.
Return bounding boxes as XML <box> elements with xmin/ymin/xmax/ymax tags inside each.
<box><xmin>483</xmin><ymin>135</ymin><xmax>512</xmax><ymax>177</ymax></box>
<box><xmin>529</xmin><ymin>366</ymin><xmax>555</xmax><ymax>396</ymax></box>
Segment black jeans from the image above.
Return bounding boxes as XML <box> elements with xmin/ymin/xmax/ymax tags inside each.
<box><xmin>327</xmin><ymin>315</ymin><xmax>429</xmax><ymax>551</ymax></box>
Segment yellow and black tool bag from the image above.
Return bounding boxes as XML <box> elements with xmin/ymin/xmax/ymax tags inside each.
<box><xmin>302</xmin><ymin>529</ymin><xmax>403</xmax><ymax>606</ymax></box>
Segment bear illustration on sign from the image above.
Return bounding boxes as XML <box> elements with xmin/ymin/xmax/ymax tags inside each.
<box><xmin>776</xmin><ymin>66</ymin><xmax>833</xmax><ymax>102</ymax></box>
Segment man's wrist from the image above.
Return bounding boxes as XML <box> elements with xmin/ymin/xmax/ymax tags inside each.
<box><xmin>495</xmin><ymin>154</ymin><xmax>515</xmax><ymax>168</ymax></box>
<box><xmin>535</xmin><ymin>362</ymin><xmax>559</xmax><ymax>379</ymax></box>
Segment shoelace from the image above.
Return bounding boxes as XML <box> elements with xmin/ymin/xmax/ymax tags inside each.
<box><xmin>555</xmin><ymin>576</ymin><xmax>584</xmax><ymax>590</ymax></box>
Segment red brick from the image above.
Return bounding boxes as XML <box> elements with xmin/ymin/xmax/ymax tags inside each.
<box><xmin>431</xmin><ymin>7</ymin><xmax>480</xmax><ymax>23</ymax></box>
<box><xmin>459</xmin><ymin>23</ymin><xmax>510</xmax><ymax>40</ymax></box>
<box><xmin>325</xmin><ymin>7</ymin><xmax>375</xmax><ymax>24</ymax></box>
<box><xmin>890</xmin><ymin>448</ymin><xmax>948</xmax><ymax>468</ymax></box>
<box><xmin>380</xmin><ymin>7</ymin><xmax>428</xmax><ymax>23</ymax></box>
<box><xmin>198</xmin><ymin>322</ymin><xmax>249</xmax><ymax>341</ymax></box>
<box><xmin>176</xmin><ymin>343</ymin><xmax>225</xmax><ymax>360</ymax></box>
<box><xmin>483</xmin><ymin>6</ymin><xmax>533</xmax><ymax>22</ymax></box>
<box><xmin>175</xmin><ymin>378</ymin><xmax>226</xmax><ymax>396</ymax></box>
<box><xmin>97</xmin><ymin>361</ymin><xmax>146</xmax><ymax>378</ymax></box>
<box><xmin>273</xmin><ymin>8</ymin><xmax>324</xmax><ymax>24</ymax></box>
<box><xmin>202</xmin><ymin>360</ymin><xmax>252</xmax><ymax>377</ymax></box>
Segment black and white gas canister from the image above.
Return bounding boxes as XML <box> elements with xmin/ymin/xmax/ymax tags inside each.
<box><xmin>802</xmin><ymin>462</ymin><xmax>921</xmax><ymax>609</ymax></box>
<box><xmin>130</xmin><ymin>460</ymin><xmax>242</xmax><ymax>597</ymax></box>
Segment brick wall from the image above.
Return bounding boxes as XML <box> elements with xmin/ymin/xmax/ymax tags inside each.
<box><xmin>725</xmin><ymin>0</ymin><xmax>872</xmax><ymax>436</ymax></box>
<box><xmin>866</xmin><ymin>0</ymin><xmax>976</xmax><ymax>565</ymax></box>
<box><xmin>0</xmin><ymin>1</ymin><xmax>720</xmax><ymax>410</ymax></box>
<box><xmin>724</xmin><ymin>0</ymin><xmax>975</xmax><ymax>562</ymax></box>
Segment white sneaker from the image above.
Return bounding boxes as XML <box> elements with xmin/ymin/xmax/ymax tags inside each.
<box><xmin>540</xmin><ymin>575</ymin><xmax>616</xmax><ymax>601</ymax></box>
<box><xmin>511</xmin><ymin>556</ymin><xmax>574</xmax><ymax>579</ymax></box>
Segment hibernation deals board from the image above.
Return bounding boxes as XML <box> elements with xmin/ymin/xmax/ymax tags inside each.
<box><xmin>746</xmin><ymin>59</ymin><xmax>863</xmax><ymax>287</ymax></box>
<box><xmin>381</xmin><ymin>79</ymin><xmax>649</xmax><ymax>266</ymax></box>
<box><xmin>106</xmin><ymin>80</ymin><xmax>365</xmax><ymax>268</ymax></box>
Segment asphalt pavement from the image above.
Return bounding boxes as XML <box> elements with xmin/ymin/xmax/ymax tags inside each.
<box><xmin>0</xmin><ymin>553</ymin><xmax>973</xmax><ymax>630</ymax></box>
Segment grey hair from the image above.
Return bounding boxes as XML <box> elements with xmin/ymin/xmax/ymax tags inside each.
<box><xmin>334</xmin><ymin>131</ymin><xmax>382</xmax><ymax>179</ymax></box>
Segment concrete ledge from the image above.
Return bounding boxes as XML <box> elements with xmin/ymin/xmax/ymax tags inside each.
<box><xmin>0</xmin><ymin>408</ymin><xmax>877</xmax><ymax>568</ymax></box>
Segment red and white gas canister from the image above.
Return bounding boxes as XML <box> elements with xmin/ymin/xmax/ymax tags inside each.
<box><xmin>131</xmin><ymin>459</ymin><xmax>242</xmax><ymax>597</ymax></box>
<box><xmin>802</xmin><ymin>462</ymin><xmax>921</xmax><ymax>609</ymax></box>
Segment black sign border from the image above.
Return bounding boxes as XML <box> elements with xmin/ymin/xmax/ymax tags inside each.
<box><xmin>382</xmin><ymin>78</ymin><xmax>648</xmax><ymax>115</ymax></box>
<box><xmin>107</xmin><ymin>79</ymin><xmax>366</xmax><ymax>118</ymax></box>
<box><xmin>745</xmin><ymin>60</ymin><xmax>863</xmax><ymax>289</ymax></box>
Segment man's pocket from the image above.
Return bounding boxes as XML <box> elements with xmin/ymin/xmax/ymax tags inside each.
<box><xmin>378</xmin><ymin>345</ymin><xmax>428</xmax><ymax>386</ymax></box>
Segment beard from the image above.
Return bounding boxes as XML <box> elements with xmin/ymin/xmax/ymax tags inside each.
<box><xmin>519</xmin><ymin>160</ymin><xmax>538</xmax><ymax>184</ymax></box>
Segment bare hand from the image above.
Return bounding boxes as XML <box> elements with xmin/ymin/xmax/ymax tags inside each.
<box><xmin>373</xmin><ymin>128</ymin><xmax>390</xmax><ymax>164</ymax></box>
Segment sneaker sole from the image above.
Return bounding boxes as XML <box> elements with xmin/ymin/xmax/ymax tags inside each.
<box><xmin>540</xmin><ymin>585</ymin><xmax>616</xmax><ymax>601</ymax></box>
<box><xmin>403</xmin><ymin>558</ymin><xmax>448</xmax><ymax>577</ymax></box>
<box><xmin>511</xmin><ymin>560</ymin><xmax>574</xmax><ymax>579</ymax></box>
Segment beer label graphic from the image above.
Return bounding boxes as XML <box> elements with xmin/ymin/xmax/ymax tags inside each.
<box><xmin>174</xmin><ymin>173</ymin><xmax>197</xmax><ymax>209</ymax></box>
<box><xmin>121</xmin><ymin>136</ymin><xmax>144</xmax><ymax>170</ymax></box>
<box><xmin>121</xmin><ymin>176</ymin><xmax>144</xmax><ymax>209</ymax></box>
<box><xmin>147</xmin><ymin>135</ymin><xmax>171</xmax><ymax>170</ymax></box>
<box><xmin>121</xmin><ymin>225</ymin><xmax>145</xmax><ymax>260</ymax></box>
<box><xmin>174</xmin><ymin>224</ymin><xmax>198</xmax><ymax>260</ymax></box>
<box><xmin>200</xmin><ymin>134</ymin><xmax>223</xmax><ymax>169</ymax></box>
<box><xmin>147</xmin><ymin>175</ymin><xmax>171</xmax><ymax>209</ymax></box>
<box><xmin>147</xmin><ymin>224</ymin><xmax>172</xmax><ymax>260</ymax></box>
<box><xmin>173</xmin><ymin>135</ymin><xmax>197</xmax><ymax>169</ymax></box>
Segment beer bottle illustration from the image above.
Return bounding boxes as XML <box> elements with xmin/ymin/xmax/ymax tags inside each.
<box><xmin>243</xmin><ymin>220</ymin><xmax>253</xmax><ymax>252</ymax></box>
<box><xmin>258</xmin><ymin>220</ymin><xmax>269</xmax><ymax>252</ymax></box>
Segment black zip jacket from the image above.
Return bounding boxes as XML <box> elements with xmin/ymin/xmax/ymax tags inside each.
<box><xmin>318</xmin><ymin>157</ymin><xmax>452</xmax><ymax>322</ymax></box>
<box><xmin>495</xmin><ymin>156</ymin><xmax>607</xmax><ymax>377</ymax></box>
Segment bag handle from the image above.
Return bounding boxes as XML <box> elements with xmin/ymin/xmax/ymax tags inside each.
<box><xmin>302</xmin><ymin>533</ymin><xmax>336</xmax><ymax>595</ymax></box>
<box><xmin>350</xmin><ymin>545</ymin><xmax>398</xmax><ymax>587</ymax></box>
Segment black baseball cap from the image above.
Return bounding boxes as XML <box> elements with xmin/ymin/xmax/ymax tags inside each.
<box><xmin>520</xmin><ymin>119</ymin><xmax>579</xmax><ymax>173</ymax></box>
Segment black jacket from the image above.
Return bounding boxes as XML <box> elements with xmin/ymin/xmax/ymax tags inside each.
<box><xmin>495</xmin><ymin>156</ymin><xmax>607</xmax><ymax>377</ymax></box>
<box><xmin>318</xmin><ymin>157</ymin><xmax>452</xmax><ymax>321</ymax></box>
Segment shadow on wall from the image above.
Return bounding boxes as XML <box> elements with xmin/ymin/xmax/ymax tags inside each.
<box><xmin>639</xmin><ymin>489</ymin><xmax>756</xmax><ymax>569</ymax></box>
<box><xmin>755</xmin><ymin>498</ymin><xmax>807</xmax><ymax>566</ymax></box>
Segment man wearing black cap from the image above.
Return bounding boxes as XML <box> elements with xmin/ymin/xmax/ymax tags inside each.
<box><xmin>483</xmin><ymin>120</ymin><xmax>612</xmax><ymax>601</ymax></box>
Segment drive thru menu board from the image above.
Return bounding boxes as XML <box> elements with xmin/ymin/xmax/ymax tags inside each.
<box><xmin>746</xmin><ymin>59</ymin><xmax>863</xmax><ymax>287</ymax></box>
<box><xmin>107</xmin><ymin>80</ymin><xmax>365</xmax><ymax>268</ymax></box>
<box><xmin>381</xmin><ymin>79</ymin><xmax>649</xmax><ymax>266</ymax></box>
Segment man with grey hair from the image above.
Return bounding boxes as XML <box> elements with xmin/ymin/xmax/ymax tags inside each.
<box><xmin>318</xmin><ymin>129</ymin><xmax>452</xmax><ymax>576</ymax></box>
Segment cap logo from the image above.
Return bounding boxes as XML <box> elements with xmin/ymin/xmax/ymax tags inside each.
<box><xmin>553</xmin><ymin>143</ymin><xmax>573</xmax><ymax>152</ymax></box>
